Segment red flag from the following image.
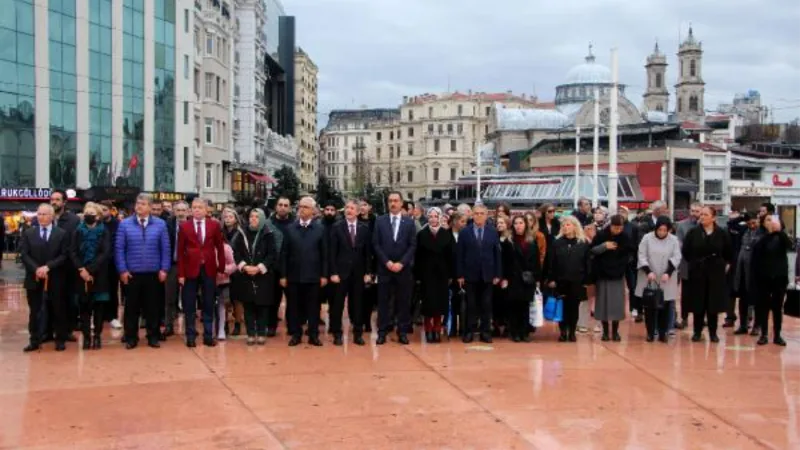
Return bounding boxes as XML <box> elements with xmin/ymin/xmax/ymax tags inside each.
<box><xmin>129</xmin><ymin>154</ymin><xmax>139</xmax><ymax>169</ymax></box>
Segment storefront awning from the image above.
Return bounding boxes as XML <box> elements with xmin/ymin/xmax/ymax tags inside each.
<box><xmin>247</xmin><ymin>172</ymin><xmax>275</xmax><ymax>183</ymax></box>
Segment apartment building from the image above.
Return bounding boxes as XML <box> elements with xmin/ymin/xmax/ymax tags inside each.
<box><xmin>294</xmin><ymin>47</ymin><xmax>318</xmax><ymax>192</ymax></box>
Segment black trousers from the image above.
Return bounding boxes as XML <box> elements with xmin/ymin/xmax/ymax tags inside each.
<box><xmin>756</xmin><ymin>280</ymin><xmax>786</xmax><ymax>336</ymax></box>
<box><xmin>123</xmin><ymin>273</ymin><xmax>160</xmax><ymax>342</ymax></box>
<box><xmin>79</xmin><ymin>294</ymin><xmax>105</xmax><ymax>338</ymax></box>
<box><xmin>507</xmin><ymin>289</ymin><xmax>530</xmax><ymax>336</ymax></box>
<box><xmin>626</xmin><ymin>264</ymin><xmax>641</xmax><ymax>313</ymax></box>
<box><xmin>182</xmin><ymin>268</ymin><xmax>216</xmax><ymax>340</ymax></box>
<box><xmin>287</xmin><ymin>282</ymin><xmax>320</xmax><ymax>338</ymax></box>
<box><xmin>680</xmin><ymin>279</ymin><xmax>691</xmax><ymax>322</ymax></box>
<box><xmin>465</xmin><ymin>281</ymin><xmax>493</xmax><ymax>334</ymax></box>
<box><xmin>268</xmin><ymin>278</ymin><xmax>285</xmax><ymax>330</ymax></box>
<box><xmin>331</xmin><ymin>275</ymin><xmax>365</xmax><ymax>335</ymax></box>
<box><xmin>556</xmin><ymin>281</ymin><xmax>582</xmax><ymax>334</ymax></box>
<box><xmin>377</xmin><ymin>271</ymin><xmax>412</xmax><ymax>335</ymax></box>
<box><xmin>105</xmin><ymin>263</ymin><xmax>120</xmax><ymax>321</ymax></box>
<box><xmin>645</xmin><ymin>301</ymin><xmax>671</xmax><ymax>337</ymax></box>
<box><xmin>362</xmin><ymin>283</ymin><xmax>377</xmax><ymax>330</ymax></box>
<box><xmin>492</xmin><ymin>285</ymin><xmax>508</xmax><ymax>329</ymax></box>
<box><xmin>27</xmin><ymin>281</ymin><xmax>66</xmax><ymax>344</ymax></box>
<box><xmin>63</xmin><ymin>266</ymin><xmax>77</xmax><ymax>331</ymax></box>
<box><xmin>692</xmin><ymin>289</ymin><xmax>719</xmax><ymax>336</ymax></box>
<box><xmin>243</xmin><ymin>302</ymin><xmax>268</xmax><ymax>337</ymax></box>
<box><xmin>737</xmin><ymin>290</ymin><xmax>753</xmax><ymax>329</ymax></box>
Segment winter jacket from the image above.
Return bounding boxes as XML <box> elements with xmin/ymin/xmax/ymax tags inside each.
<box><xmin>114</xmin><ymin>215</ymin><xmax>171</xmax><ymax>274</ymax></box>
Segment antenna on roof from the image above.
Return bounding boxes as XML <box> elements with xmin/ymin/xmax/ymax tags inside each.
<box><xmin>447</xmin><ymin>74</ymin><xmax>451</xmax><ymax>93</ymax></box>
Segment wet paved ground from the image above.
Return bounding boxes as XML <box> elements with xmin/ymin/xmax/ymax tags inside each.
<box><xmin>1</xmin><ymin>261</ymin><xmax>799</xmax><ymax>449</ymax></box>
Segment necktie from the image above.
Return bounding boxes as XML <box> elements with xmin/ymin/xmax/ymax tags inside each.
<box><xmin>391</xmin><ymin>216</ymin><xmax>398</xmax><ymax>241</ymax></box>
<box><xmin>139</xmin><ymin>218</ymin><xmax>146</xmax><ymax>238</ymax></box>
<box><xmin>41</xmin><ymin>227</ymin><xmax>48</xmax><ymax>242</ymax></box>
<box><xmin>478</xmin><ymin>227</ymin><xmax>483</xmax><ymax>242</ymax></box>
<box><xmin>349</xmin><ymin>223</ymin><xmax>356</xmax><ymax>247</ymax></box>
<box><xmin>196</xmin><ymin>220</ymin><xmax>204</xmax><ymax>244</ymax></box>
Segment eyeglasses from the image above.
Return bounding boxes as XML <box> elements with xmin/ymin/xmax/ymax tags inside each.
<box><xmin>547</xmin><ymin>210</ymin><xmax>555</xmax><ymax>213</ymax></box>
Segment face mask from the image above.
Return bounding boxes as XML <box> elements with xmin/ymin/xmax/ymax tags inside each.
<box><xmin>84</xmin><ymin>215</ymin><xmax>97</xmax><ymax>225</ymax></box>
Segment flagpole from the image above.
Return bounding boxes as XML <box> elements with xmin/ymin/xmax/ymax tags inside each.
<box><xmin>573</xmin><ymin>127</ymin><xmax>580</xmax><ymax>209</ymax></box>
<box><xmin>476</xmin><ymin>143</ymin><xmax>482</xmax><ymax>204</ymax></box>
<box><xmin>608</xmin><ymin>47</ymin><xmax>619</xmax><ymax>211</ymax></box>
<box><xmin>592</xmin><ymin>87</ymin><xmax>600</xmax><ymax>208</ymax></box>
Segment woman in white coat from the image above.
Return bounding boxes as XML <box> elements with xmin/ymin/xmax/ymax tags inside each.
<box><xmin>636</xmin><ymin>216</ymin><xmax>681</xmax><ymax>343</ymax></box>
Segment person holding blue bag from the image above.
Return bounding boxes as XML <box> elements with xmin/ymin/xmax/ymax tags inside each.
<box><xmin>545</xmin><ymin>215</ymin><xmax>590</xmax><ymax>342</ymax></box>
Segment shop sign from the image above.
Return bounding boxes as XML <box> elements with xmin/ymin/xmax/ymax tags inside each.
<box><xmin>772</xmin><ymin>174</ymin><xmax>794</xmax><ymax>187</ymax></box>
<box><xmin>0</xmin><ymin>188</ymin><xmax>52</xmax><ymax>201</ymax></box>
<box><xmin>730</xmin><ymin>182</ymin><xmax>774</xmax><ymax>198</ymax></box>
<box><xmin>145</xmin><ymin>192</ymin><xmax>194</xmax><ymax>202</ymax></box>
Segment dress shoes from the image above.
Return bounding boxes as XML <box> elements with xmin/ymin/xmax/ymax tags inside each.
<box><xmin>93</xmin><ymin>336</ymin><xmax>102</xmax><ymax>349</ymax></box>
<box><xmin>333</xmin><ymin>334</ymin><xmax>344</xmax><ymax>346</ymax></box>
<box><xmin>82</xmin><ymin>338</ymin><xmax>91</xmax><ymax>350</ymax></box>
<box><xmin>309</xmin><ymin>336</ymin><xmax>323</xmax><ymax>347</ymax></box>
<box><xmin>757</xmin><ymin>335</ymin><xmax>768</xmax><ymax>345</ymax></box>
<box><xmin>376</xmin><ymin>334</ymin><xmax>387</xmax><ymax>345</ymax></box>
<box><xmin>774</xmin><ymin>336</ymin><xmax>787</xmax><ymax>346</ymax></box>
<box><xmin>163</xmin><ymin>326</ymin><xmax>175</xmax><ymax>337</ymax></box>
<box><xmin>126</xmin><ymin>339</ymin><xmax>139</xmax><ymax>349</ymax></box>
<box><xmin>658</xmin><ymin>334</ymin><xmax>669</xmax><ymax>343</ymax></box>
<box><xmin>479</xmin><ymin>333</ymin><xmax>492</xmax><ymax>344</ymax></box>
<box><xmin>691</xmin><ymin>333</ymin><xmax>702</xmax><ymax>342</ymax></box>
<box><xmin>462</xmin><ymin>333</ymin><xmax>474</xmax><ymax>344</ymax></box>
<box><xmin>353</xmin><ymin>334</ymin><xmax>365</xmax><ymax>346</ymax></box>
<box><xmin>55</xmin><ymin>342</ymin><xmax>66</xmax><ymax>351</ymax></box>
<box><xmin>246</xmin><ymin>337</ymin><xmax>256</xmax><ymax>346</ymax></box>
<box><xmin>733</xmin><ymin>327</ymin><xmax>748</xmax><ymax>335</ymax></box>
<box><xmin>398</xmin><ymin>334</ymin><xmax>410</xmax><ymax>345</ymax></box>
<box><xmin>612</xmin><ymin>333</ymin><xmax>622</xmax><ymax>342</ymax></box>
<box><xmin>558</xmin><ymin>332</ymin><xmax>568</xmax><ymax>342</ymax></box>
<box><xmin>568</xmin><ymin>333</ymin><xmax>577</xmax><ymax>342</ymax></box>
<box><xmin>23</xmin><ymin>343</ymin><xmax>40</xmax><ymax>352</ymax></box>
<box><xmin>425</xmin><ymin>331</ymin><xmax>433</xmax><ymax>342</ymax></box>
<box><xmin>203</xmin><ymin>337</ymin><xmax>216</xmax><ymax>347</ymax></box>
<box><xmin>186</xmin><ymin>338</ymin><xmax>197</xmax><ymax>348</ymax></box>
<box><xmin>709</xmin><ymin>334</ymin><xmax>720</xmax><ymax>343</ymax></box>
<box><xmin>288</xmin><ymin>335</ymin><xmax>302</xmax><ymax>346</ymax></box>
<box><xmin>148</xmin><ymin>338</ymin><xmax>161</xmax><ymax>348</ymax></box>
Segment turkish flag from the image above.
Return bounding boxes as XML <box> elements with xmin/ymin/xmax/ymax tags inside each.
<box><xmin>129</xmin><ymin>154</ymin><xmax>139</xmax><ymax>169</ymax></box>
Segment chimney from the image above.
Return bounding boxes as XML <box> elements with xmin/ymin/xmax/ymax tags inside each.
<box><xmin>402</xmin><ymin>96</ymin><xmax>408</xmax><ymax>104</ymax></box>
<box><xmin>468</xmin><ymin>89</ymin><xmax>472</xmax><ymax>95</ymax></box>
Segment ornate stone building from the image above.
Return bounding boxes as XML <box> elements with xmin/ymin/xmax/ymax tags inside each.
<box><xmin>675</xmin><ymin>27</ymin><xmax>705</xmax><ymax>122</ymax></box>
<box><xmin>643</xmin><ymin>43</ymin><xmax>669</xmax><ymax>114</ymax></box>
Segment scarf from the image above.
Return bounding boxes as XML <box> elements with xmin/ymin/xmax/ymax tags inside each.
<box><xmin>248</xmin><ymin>208</ymin><xmax>268</xmax><ymax>253</ymax></box>
<box><xmin>78</xmin><ymin>222</ymin><xmax>105</xmax><ymax>266</ymax></box>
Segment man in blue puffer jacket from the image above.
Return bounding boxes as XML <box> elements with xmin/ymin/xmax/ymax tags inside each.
<box><xmin>115</xmin><ymin>193</ymin><xmax>171</xmax><ymax>349</ymax></box>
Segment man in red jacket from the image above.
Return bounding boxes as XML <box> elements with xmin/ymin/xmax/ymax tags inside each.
<box><xmin>178</xmin><ymin>197</ymin><xmax>225</xmax><ymax>347</ymax></box>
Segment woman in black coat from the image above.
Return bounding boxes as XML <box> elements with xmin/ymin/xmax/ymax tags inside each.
<box><xmin>590</xmin><ymin>215</ymin><xmax>635</xmax><ymax>342</ymax></box>
<box><xmin>682</xmin><ymin>206</ymin><xmax>732</xmax><ymax>343</ymax></box>
<box><xmin>751</xmin><ymin>215</ymin><xmax>793</xmax><ymax>346</ymax></box>
<box><xmin>507</xmin><ymin>216</ymin><xmax>542</xmax><ymax>342</ymax></box>
<box><xmin>69</xmin><ymin>203</ymin><xmax>111</xmax><ymax>350</ymax></box>
<box><xmin>546</xmin><ymin>215</ymin><xmax>590</xmax><ymax>342</ymax></box>
<box><xmin>232</xmin><ymin>208</ymin><xmax>277</xmax><ymax>345</ymax></box>
<box><xmin>414</xmin><ymin>207</ymin><xmax>454</xmax><ymax>343</ymax></box>
<box><xmin>538</xmin><ymin>203</ymin><xmax>561</xmax><ymax>246</ymax></box>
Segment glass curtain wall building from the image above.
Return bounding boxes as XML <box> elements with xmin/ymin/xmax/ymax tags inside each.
<box><xmin>0</xmin><ymin>0</ymin><xmax>193</xmax><ymax>192</ymax></box>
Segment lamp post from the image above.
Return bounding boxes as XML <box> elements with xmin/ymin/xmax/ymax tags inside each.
<box><xmin>592</xmin><ymin>87</ymin><xmax>600</xmax><ymax>207</ymax></box>
<box><xmin>573</xmin><ymin>127</ymin><xmax>581</xmax><ymax>209</ymax></box>
<box><xmin>608</xmin><ymin>48</ymin><xmax>619</xmax><ymax>211</ymax></box>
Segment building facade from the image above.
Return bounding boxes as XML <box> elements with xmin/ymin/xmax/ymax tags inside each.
<box><xmin>193</xmin><ymin>0</ymin><xmax>234</xmax><ymax>203</ymax></box>
<box><xmin>675</xmin><ymin>27</ymin><xmax>705</xmax><ymax>123</ymax></box>
<box><xmin>1</xmin><ymin>0</ymin><xmax>195</xmax><ymax>192</ymax></box>
<box><xmin>643</xmin><ymin>43</ymin><xmax>669</xmax><ymax>113</ymax></box>
<box><xmin>294</xmin><ymin>47</ymin><xmax>318</xmax><ymax>192</ymax></box>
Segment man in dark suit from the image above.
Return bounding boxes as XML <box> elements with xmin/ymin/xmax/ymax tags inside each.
<box><xmin>178</xmin><ymin>197</ymin><xmax>225</xmax><ymax>347</ymax></box>
<box><xmin>48</xmin><ymin>189</ymin><xmax>80</xmax><ymax>341</ymax></box>
<box><xmin>456</xmin><ymin>203</ymin><xmax>502</xmax><ymax>344</ymax></box>
<box><xmin>19</xmin><ymin>204</ymin><xmax>70</xmax><ymax>351</ymax></box>
<box><xmin>329</xmin><ymin>200</ymin><xmax>372</xmax><ymax>346</ymax></box>
<box><xmin>99</xmin><ymin>201</ymin><xmax>122</xmax><ymax>328</ymax></box>
<box><xmin>164</xmin><ymin>200</ymin><xmax>189</xmax><ymax>336</ymax></box>
<box><xmin>280</xmin><ymin>196</ymin><xmax>329</xmax><ymax>347</ymax></box>
<box><xmin>372</xmin><ymin>191</ymin><xmax>417</xmax><ymax>345</ymax></box>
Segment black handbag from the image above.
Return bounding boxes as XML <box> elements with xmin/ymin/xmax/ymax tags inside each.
<box><xmin>785</xmin><ymin>287</ymin><xmax>800</xmax><ymax>318</ymax></box>
<box><xmin>521</xmin><ymin>271</ymin><xmax>535</xmax><ymax>285</ymax></box>
<box><xmin>642</xmin><ymin>281</ymin><xmax>665</xmax><ymax>310</ymax></box>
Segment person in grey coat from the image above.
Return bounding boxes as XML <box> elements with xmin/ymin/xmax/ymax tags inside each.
<box><xmin>674</xmin><ymin>202</ymin><xmax>700</xmax><ymax>329</ymax></box>
<box><xmin>636</xmin><ymin>216</ymin><xmax>681</xmax><ymax>342</ymax></box>
<box><xmin>732</xmin><ymin>214</ymin><xmax>763</xmax><ymax>335</ymax></box>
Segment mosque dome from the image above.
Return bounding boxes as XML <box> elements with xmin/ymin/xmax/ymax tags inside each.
<box><xmin>564</xmin><ymin>53</ymin><xmax>612</xmax><ymax>85</ymax></box>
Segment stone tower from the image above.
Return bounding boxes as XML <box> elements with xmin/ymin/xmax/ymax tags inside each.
<box><xmin>643</xmin><ymin>42</ymin><xmax>669</xmax><ymax>113</ymax></box>
<box><xmin>675</xmin><ymin>27</ymin><xmax>705</xmax><ymax>122</ymax></box>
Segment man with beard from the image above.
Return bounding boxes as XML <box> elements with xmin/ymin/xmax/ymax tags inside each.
<box><xmin>99</xmin><ymin>201</ymin><xmax>122</xmax><ymax>329</ymax></box>
<box><xmin>571</xmin><ymin>197</ymin><xmax>593</xmax><ymax>227</ymax></box>
<box><xmin>47</xmin><ymin>190</ymin><xmax>80</xmax><ymax>342</ymax></box>
<box><xmin>318</xmin><ymin>202</ymin><xmax>339</xmax><ymax>326</ymax></box>
<box><xmin>164</xmin><ymin>201</ymin><xmax>189</xmax><ymax>336</ymax></box>
<box><xmin>675</xmin><ymin>202</ymin><xmax>701</xmax><ymax>329</ymax></box>
<box><xmin>266</xmin><ymin>196</ymin><xmax>293</xmax><ymax>336</ymax></box>
<box><xmin>358</xmin><ymin>200</ymin><xmax>377</xmax><ymax>331</ymax></box>
<box><xmin>161</xmin><ymin>201</ymin><xmax>173</xmax><ymax>220</ymax></box>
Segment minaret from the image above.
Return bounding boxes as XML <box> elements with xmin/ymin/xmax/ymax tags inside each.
<box><xmin>643</xmin><ymin>42</ymin><xmax>669</xmax><ymax>113</ymax></box>
<box><xmin>675</xmin><ymin>26</ymin><xmax>705</xmax><ymax>122</ymax></box>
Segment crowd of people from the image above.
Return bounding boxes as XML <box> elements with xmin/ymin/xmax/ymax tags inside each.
<box><xmin>14</xmin><ymin>189</ymin><xmax>800</xmax><ymax>352</ymax></box>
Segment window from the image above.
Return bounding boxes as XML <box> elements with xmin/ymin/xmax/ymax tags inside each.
<box><xmin>397</xmin><ymin>130</ymin><xmax>402</xmax><ymax>139</ymax></box>
<box><xmin>655</xmin><ymin>73</ymin><xmax>662</xmax><ymax>88</ymax></box>
<box><xmin>485</xmin><ymin>124</ymin><xmax>489</xmax><ymax>135</ymax></box>
<box><xmin>205</xmin><ymin>164</ymin><xmax>213</xmax><ymax>188</ymax></box>
<box><xmin>485</xmin><ymin>106</ymin><xmax>490</xmax><ymax>116</ymax></box>
<box><xmin>183</xmin><ymin>54</ymin><xmax>189</xmax><ymax>78</ymax></box>
<box><xmin>205</xmin><ymin>73</ymin><xmax>213</xmax><ymax>97</ymax></box>
<box><xmin>206</xmin><ymin>35</ymin><xmax>213</xmax><ymax>54</ymax></box>
<box><xmin>678</xmin><ymin>98</ymin><xmax>683</xmax><ymax>112</ymax></box>
<box><xmin>376</xmin><ymin>147</ymin><xmax>381</xmax><ymax>160</ymax></box>
<box><xmin>730</xmin><ymin>167</ymin><xmax>762</xmax><ymax>181</ymax></box>
<box><xmin>407</xmin><ymin>171</ymin><xmax>413</xmax><ymax>183</ymax></box>
<box><xmin>389</xmin><ymin>146</ymin><xmax>393</xmax><ymax>158</ymax></box>
<box><xmin>433</xmin><ymin>167</ymin><xmax>439</xmax><ymax>181</ymax></box>
<box><xmin>396</xmin><ymin>171</ymin><xmax>400</xmax><ymax>183</ymax></box>
<box><xmin>408</xmin><ymin>127</ymin><xmax>414</xmax><ymax>137</ymax></box>
<box><xmin>183</xmin><ymin>147</ymin><xmax>189</xmax><ymax>171</ymax></box>
<box><xmin>389</xmin><ymin>172</ymin><xmax>393</xmax><ymax>184</ymax></box>
<box><xmin>184</xmin><ymin>9</ymin><xmax>189</xmax><ymax>33</ymax></box>
<box><xmin>450</xmin><ymin>167</ymin><xmax>456</xmax><ymax>180</ymax></box>
<box><xmin>390</xmin><ymin>131</ymin><xmax>394</xmax><ymax>140</ymax></box>
<box><xmin>434</xmin><ymin>139</ymin><xmax>440</xmax><ymax>152</ymax></box>
<box><xmin>447</xmin><ymin>124</ymin><xmax>453</xmax><ymax>134</ymax></box>
<box><xmin>438</xmin><ymin>124</ymin><xmax>443</xmax><ymax>134</ymax></box>
<box><xmin>427</xmin><ymin>124</ymin><xmax>433</xmax><ymax>134</ymax></box>
<box><xmin>704</xmin><ymin>180</ymin><xmax>723</xmax><ymax>201</ymax></box>
<box><xmin>428</xmin><ymin>106</ymin><xmax>433</xmax><ymax>118</ymax></box>
<box><xmin>458</xmin><ymin>104</ymin><xmax>463</xmax><ymax>116</ymax></box>
<box><xmin>690</xmin><ymin>59</ymin><xmax>696</xmax><ymax>77</ymax></box>
<box><xmin>376</xmin><ymin>170</ymin><xmax>381</xmax><ymax>184</ymax></box>
<box><xmin>183</xmin><ymin>101</ymin><xmax>188</xmax><ymax>124</ymax></box>
<box><xmin>204</xmin><ymin>118</ymin><xmax>213</xmax><ymax>143</ymax></box>
<box><xmin>408</xmin><ymin>143</ymin><xmax>414</xmax><ymax>156</ymax></box>
<box><xmin>376</xmin><ymin>132</ymin><xmax>382</xmax><ymax>141</ymax></box>
<box><xmin>409</xmin><ymin>110</ymin><xmax>414</xmax><ymax>120</ymax></box>
<box><xmin>216</xmin><ymin>76</ymin><xmax>220</xmax><ymax>101</ymax></box>
<box><xmin>689</xmin><ymin>95</ymin><xmax>698</xmax><ymax>112</ymax></box>
<box><xmin>450</xmin><ymin>140</ymin><xmax>456</xmax><ymax>152</ymax></box>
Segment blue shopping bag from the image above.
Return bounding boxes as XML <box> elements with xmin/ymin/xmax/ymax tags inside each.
<box><xmin>543</xmin><ymin>295</ymin><xmax>563</xmax><ymax>322</ymax></box>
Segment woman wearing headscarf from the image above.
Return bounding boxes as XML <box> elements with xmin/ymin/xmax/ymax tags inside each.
<box><xmin>591</xmin><ymin>214</ymin><xmax>635</xmax><ymax>341</ymax></box>
<box><xmin>682</xmin><ymin>206</ymin><xmax>733</xmax><ymax>343</ymax></box>
<box><xmin>70</xmin><ymin>202</ymin><xmax>112</xmax><ymax>350</ymax></box>
<box><xmin>232</xmin><ymin>208</ymin><xmax>278</xmax><ymax>345</ymax></box>
<box><xmin>546</xmin><ymin>215</ymin><xmax>591</xmax><ymax>342</ymax></box>
<box><xmin>414</xmin><ymin>207</ymin><xmax>455</xmax><ymax>343</ymax></box>
<box><xmin>751</xmin><ymin>214</ymin><xmax>793</xmax><ymax>346</ymax></box>
<box><xmin>636</xmin><ymin>216</ymin><xmax>681</xmax><ymax>342</ymax></box>
<box><xmin>506</xmin><ymin>215</ymin><xmax>543</xmax><ymax>342</ymax></box>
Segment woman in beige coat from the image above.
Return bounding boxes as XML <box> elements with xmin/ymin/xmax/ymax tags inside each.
<box><xmin>636</xmin><ymin>216</ymin><xmax>681</xmax><ymax>343</ymax></box>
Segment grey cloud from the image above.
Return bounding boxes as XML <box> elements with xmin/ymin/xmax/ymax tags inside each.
<box><xmin>283</xmin><ymin>0</ymin><xmax>800</xmax><ymax>125</ymax></box>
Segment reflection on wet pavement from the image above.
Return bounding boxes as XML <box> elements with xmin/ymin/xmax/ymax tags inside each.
<box><xmin>0</xmin><ymin>263</ymin><xmax>798</xmax><ymax>449</ymax></box>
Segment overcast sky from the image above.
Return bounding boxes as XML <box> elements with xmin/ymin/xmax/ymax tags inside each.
<box><xmin>282</xmin><ymin>0</ymin><xmax>800</xmax><ymax>127</ymax></box>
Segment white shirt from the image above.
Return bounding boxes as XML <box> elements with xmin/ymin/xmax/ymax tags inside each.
<box><xmin>390</xmin><ymin>214</ymin><xmax>402</xmax><ymax>241</ymax></box>
<box><xmin>40</xmin><ymin>224</ymin><xmax>53</xmax><ymax>241</ymax></box>
<box><xmin>194</xmin><ymin>218</ymin><xmax>206</xmax><ymax>243</ymax></box>
<box><xmin>347</xmin><ymin>219</ymin><xmax>358</xmax><ymax>236</ymax></box>
<box><xmin>300</xmin><ymin>219</ymin><xmax>311</xmax><ymax>228</ymax></box>
<box><xmin>137</xmin><ymin>215</ymin><xmax>149</xmax><ymax>228</ymax></box>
